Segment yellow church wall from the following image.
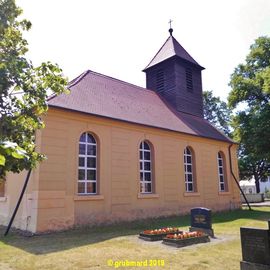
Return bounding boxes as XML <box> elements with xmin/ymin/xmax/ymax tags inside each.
<box><xmin>34</xmin><ymin>107</ymin><xmax>240</xmax><ymax>232</ymax></box>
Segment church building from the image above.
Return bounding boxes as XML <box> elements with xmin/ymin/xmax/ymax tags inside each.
<box><xmin>0</xmin><ymin>28</ymin><xmax>241</xmax><ymax>232</ymax></box>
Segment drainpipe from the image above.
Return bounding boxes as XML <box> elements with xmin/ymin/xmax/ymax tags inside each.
<box><xmin>4</xmin><ymin>169</ymin><xmax>32</xmax><ymax>236</ymax></box>
<box><xmin>228</xmin><ymin>144</ymin><xmax>251</xmax><ymax>211</ymax></box>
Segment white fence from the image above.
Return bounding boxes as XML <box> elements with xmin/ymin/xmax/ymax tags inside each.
<box><xmin>240</xmin><ymin>193</ymin><xmax>264</xmax><ymax>203</ymax></box>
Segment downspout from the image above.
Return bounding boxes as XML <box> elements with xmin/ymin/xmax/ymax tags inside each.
<box><xmin>228</xmin><ymin>144</ymin><xmax>251</xmax><ymax>211</ymax></box>
<box><xmin>4</xmin><ymin>169</ymin><xmax>32</xmax><ymax>236</ymax></box>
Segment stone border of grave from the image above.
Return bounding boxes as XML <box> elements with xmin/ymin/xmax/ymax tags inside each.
<box><xmin>162</xmin><ymin>234</ymin><xmax>210</xmax><ymax>248</ymax></box>
<box><xmin>138</xmin><ymin>232</ymin><xmax>170</xmax><ymax>241</ymax></box>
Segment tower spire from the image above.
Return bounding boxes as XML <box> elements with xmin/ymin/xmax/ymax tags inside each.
<box><xmin>168</xmin><ymin>19</ymin><xmax>173</xmax><ymax>36</ymax></box>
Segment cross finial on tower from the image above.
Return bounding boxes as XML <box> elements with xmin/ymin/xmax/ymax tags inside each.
<box><xmin>168</xmin><ymin>19</ymin><xmax>173</xmax><ymax>36</ymax></box>
<box><xmin>169</xmin><ymin>19</ymin><xmax>173</xmax><ymax>29</ymax></box>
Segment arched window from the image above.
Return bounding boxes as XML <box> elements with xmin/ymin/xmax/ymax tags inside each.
<box><xmin>217</xmin><ymin>152</ymin><xmax>227</xmax><ymax>192</ymax></box>
<box><xmin>78</xmin><ymin>132</ymin><xmax>97</xmax><ymax>195</ymax></box>
<box><xmin>184</xmin><ymin>147</ymin><xmax>195</xmax><ymax>192</ymax></box>
<box><xmin>139</xmin><ymin>141</ymin><xmax>152</xmax><ymax>193</ymax></box>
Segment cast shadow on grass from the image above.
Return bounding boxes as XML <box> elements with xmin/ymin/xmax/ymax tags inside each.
<box><xmin>0</xmin><ymin>207</ymin><xmax>269</xmax><ymax>255</ymax></box>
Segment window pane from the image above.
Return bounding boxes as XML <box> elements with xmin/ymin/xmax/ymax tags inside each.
<box><xmin>87</xmin><ymin>134</ymin><xmax>96</xmax><ymax>143</ymax></box>
<box><xmin>139</xmin><ymin>142</ymin><xmax>143</xmax><ymax>150</ymax></box>
<box><xmin>145</xmin><ymin>183</ymin><xmax>152</xmax><ymax>193</ymax></box>
<box><xmin>79</xmin><ymin>144</ymin><xmax>86</xmax><ymax>155</ymax></box>
<box><xmin>144</xmin><ymin>151</ymin><xmax>150</xmax><ymax>160</ymax></box>
<box><xmin>144</xmin><ymin>162</ymin><xmax>151</xmax><ymax>171</ymax></box>
<box><xmin>188</xmin><ymin>174</ymin><xmax>193</xmax><ymax>182</ymax></box>
<box><xmin>187</xmin><ymin>156</ymin><xmax>192</xmax><ymax>164</ymax></box>
<box><xmin>145</xmin><ymin>172</ymin><xmax>151</xmax><ymax>181</ymax></box>
<box><xmin>80</xmin><ymin>133</ymin><xmax>87</xmax><ymax>142</ymax></box>
<box><xmin>87</xmin><ymin>157</ymin><xmax>96</xmax><ymax>168</ymax></box>
<box><xmin>87</xmin><ymin>145</ymin><xmax>96</xmax><ymax>155</ymax></box>
<box><xmin>187</xmin><ymin>165</ymin><xmax>192</xmax><ymax>173</ymax></box>
<box><xmin>220</xmin><ymin>183</ymin><xmax>225</xmax><ymax>191</ymax></box>
<box><xmin>186</xmin><ymin>147</ymin><xmax>191</xmax><ymax>155</ymax></box>
<box><xmin>143</xmin><ymin>142</ymin><xmax>150</xmax><ymax>150</ymax></box>
<box><xmin>218</xmin><ymin>159</ymin><xmax>223</xmax><ymax>166</ymax></box>
<box><xmin>219</xmin><ymin>167</ymin><xmax>223</xmax><ymax>174</ymax></box>
<box><xmin>220</xmin><ymin>175</ymin><xmax>224</xmax><ymax>183</ymax></box>
<box><xmin>79</xmin><ymin>157</ymin><xmax>85</xmax><ymax>167</ymax></box>
<box><xmin>78</xmin><ymin>169</ymin><xmax>85</xmax><ymax>180</ymax></box>
<box><xmin>188</xmin><ymin>183</ymin><xmax>193</xmax><ymax>192</ymax></box>
<box><xmin>140</xmin><ymin>172</ymin><xmax>143</xmax><ymax>181</ymax></box>
<box><xmin>140</xmin><ymin>151</ymin><xmax>143</xmax><ymax>159</ymax></box>
<box><xmin>87</xmin><ymin>170</ymin><xmax>96</xmax><ymax>180</ymax></box>
<box><xmin>140</xmin><ymin>162</ymin><xmax>143</xmax><ymax>170</ymax></box>
<box><xmin>87</xmin><ymin>182</ymin><xmax>96</xmax><ymax>194</ymax></box>
<box><xmin>78</xmin><ymin>182</ymin><xmax>85</xmax><ymax>194</ymax></box>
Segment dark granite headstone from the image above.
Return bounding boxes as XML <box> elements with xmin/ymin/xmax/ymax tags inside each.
<box><xmin>189</xmin><ymin>207</ymin><xmax>214</xmax><ymax>237</ymax></box>
<box><xmin>240</xmin><ymin>220</ymin><xmax>270</xmax><ymax>270</ymax></box>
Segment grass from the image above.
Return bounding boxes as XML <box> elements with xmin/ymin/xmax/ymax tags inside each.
<box><xmin>0</xmin><ymin>207</ymin><xmax>270</xmax><ymax>270</ymax></box>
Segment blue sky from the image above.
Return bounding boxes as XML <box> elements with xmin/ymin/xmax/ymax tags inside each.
<box><xmin>18</xmin><ymin>0</ymin><xmax>270</xmax><ymax>101</ymax></box>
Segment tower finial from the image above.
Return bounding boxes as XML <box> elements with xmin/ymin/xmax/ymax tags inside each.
<box><xmin>168</xmin><ymin>19</ymin><xmax>173</xmax><ymax>36</ymax></box>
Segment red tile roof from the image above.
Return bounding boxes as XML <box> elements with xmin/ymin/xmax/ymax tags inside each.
<box><xmin>48</xmin><ymin>70</ymin><xmax>233</xmax><ymax>143</ymax></box>
<box><xmin>143</xmin><ymin>36</ymin><xmax>204</xmax><ymax>71</ymax></box>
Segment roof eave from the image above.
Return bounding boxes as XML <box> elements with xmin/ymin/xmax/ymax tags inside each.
<box><xmin>142</xmin><ymin>55</ymin><xmax>205</xmax><ymax>72</ymax></box>
<box><xmin>48</xmin><ymin>104</ymin><xmax>236</xmax><ymax>144</ymax></box>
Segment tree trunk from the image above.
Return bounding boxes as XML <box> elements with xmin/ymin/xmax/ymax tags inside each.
<box><xmin>254</xmin><ymin>176</ymin><xmax>261</xmax><ymax>193</ymax></box>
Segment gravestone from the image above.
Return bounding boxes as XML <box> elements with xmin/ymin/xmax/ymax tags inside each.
<box><xmin>240</xmin><ymin>220</ymin><xmax>270</xmax><ymax>270</ymax></box>
<box><xmin>189</xmin><ymin>207</ymin><xmax>214</xmax><ymax>237</ymax></box>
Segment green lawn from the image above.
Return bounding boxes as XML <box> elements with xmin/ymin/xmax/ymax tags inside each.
<box><xmin>0</xmin><ymin>207</ymin><xmax>270</xmax><ymax>270</ymax></box>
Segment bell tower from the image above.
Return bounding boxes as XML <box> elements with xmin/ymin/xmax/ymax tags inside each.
<box><xmin>143</xmin><ymin>27</ymin><xmax>205</xmax><ymax>117</ymax></box>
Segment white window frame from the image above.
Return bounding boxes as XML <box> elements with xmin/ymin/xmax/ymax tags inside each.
<box><xmin>139</xmin><ymin>141</ymin><xmax>152</xmax><ymax>194</ymax></box>
<box><xmin>78</xmin><ymin>132</ymin><xmax>97</xmax><ymax>195</ymax></box>
<box><xmin>184</xmin><ymin>147</ymin><xmax>194</xmax><ymax>192</ymax></box>
<box><xmin>218</xmin><ymin>152</ymin><xmax>226</xmax><ymax>192</ymax></box>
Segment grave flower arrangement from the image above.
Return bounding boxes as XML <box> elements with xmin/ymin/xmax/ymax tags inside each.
<box><xmin>142</xmin><ymin>227</ymin><xmax>182</xmax><ymax>235</ymax></box>
<box><xmin>165</xmin><ymin>231</ymin><xmax>204</xmax><ymax>239</ymax></box>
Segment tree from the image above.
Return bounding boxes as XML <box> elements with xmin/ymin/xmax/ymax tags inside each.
<box><xmin>203</xmin><ymin>90</ymin><xmax>232</xmax><ymax>136</ymax></box>
<box><xmin>228</xmin><ymin>36</ymin><xmax>270</xmax><ymax>193</ymax></box>
<box><xmin>0</xmin><ymin>0</ymin><xmax>68</xmax><ymax>179</ymax></box>
<box><xmin>232</xmin><ymin>111</ymin><xmax>270</xmax><ymax>193</ymax></box>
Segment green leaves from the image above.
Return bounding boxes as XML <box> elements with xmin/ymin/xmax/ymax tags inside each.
<box><xmin>0</xmin><ymin>0</ymin><xmax>68</xmax><ymax>179</ymax></box>
<box><xmin>0</xmin><ymin>155</ymin><xmax>6</xmax><ymax>166</ymax></box>
<box><xmin>203</xmin><ymin>90</ymin><xmax>232</xmax><ymax>136</ymax></box>
<box><xmin>0</xmin><ymin>141</ymin><xmax>28</xmax><ymax>160</ymax></box>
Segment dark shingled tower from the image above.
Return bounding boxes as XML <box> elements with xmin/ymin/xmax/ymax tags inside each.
<box><xmin>143</xmin><ymin>28</ymin><xmax>205</xmax><ymax>118</ymax></box>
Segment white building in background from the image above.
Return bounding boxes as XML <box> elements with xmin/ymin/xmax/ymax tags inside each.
<box><xmin>260</xmin><ymin>176</ymin><xmax>270</xmax><ymax>193</ymax></box>
<box><xmin>240</xmin><ymin>177</ymin><xmax>270</xmax><ymax>194</ymax></box>
<box><xmin>240</xmin><ymin>179</ymin><xmax>256</xmax><ymax>194</ymax></box>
